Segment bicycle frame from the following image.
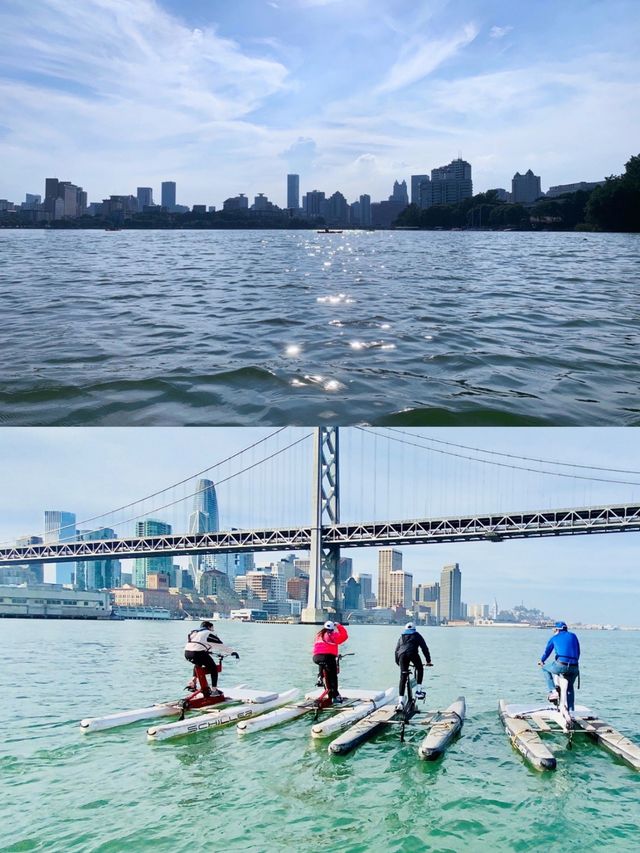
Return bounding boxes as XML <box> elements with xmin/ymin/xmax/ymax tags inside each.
<box><xmin>313</xmin><ymin>653</ymin><xmax>353</xmax><ymax>717</ymax></box>
<box><xmin>552</xmin><ymin>672</ymin><xmax>575</xmax><ymax>747</ymax></box>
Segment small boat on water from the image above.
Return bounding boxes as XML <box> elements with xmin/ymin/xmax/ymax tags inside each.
<box><xmin>499</xmin><ymin>700</ymin><xmax>640</xmax><ymax>771</ymax></box>
<box><xmin>329</xmin><ymin>695</ymin><xmax>466</xmax><ymax>759</ymax></box>
<box><xmin>317</xmin><ymin>228</ymin><xmax>343</xmax><ymax>234</ymax></box>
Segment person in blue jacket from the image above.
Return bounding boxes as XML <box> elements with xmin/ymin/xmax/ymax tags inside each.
<box><xmin>538</xmin><ymin>621</ymin><xmax>580</xmax><ymax>710</ymax></box>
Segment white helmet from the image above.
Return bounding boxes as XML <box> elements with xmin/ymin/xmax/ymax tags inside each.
<box><xmin>324</xmin><ymin>620</ymin><xmax>336</xmax><ymax>631</ymax></box>
<box><xmin>405</xmin><ymin>622</ymin><xmax>415</xmax><ymax>630</ymax></box>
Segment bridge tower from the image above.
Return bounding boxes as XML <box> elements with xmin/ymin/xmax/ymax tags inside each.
<box><xmin>301</xmin><ymin>427</ymin><xmax>341</xmax><ymax>624</ymax></box>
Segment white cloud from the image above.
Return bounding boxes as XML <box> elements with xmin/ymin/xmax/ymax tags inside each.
<box><xmin>490</xmin><ymin>25</ymin><xmax>513</xmax><ymax>39</ymax></box>
<box><xmin>376</xmin><ymin>22</ymin><xmax>479</xmax><ymax>93</ymax></box>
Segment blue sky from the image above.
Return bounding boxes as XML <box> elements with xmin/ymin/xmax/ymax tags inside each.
<box><xmin>1</xmin><ymin>0</ymin><xmax>639</xmax><ymax>207</ymax></box>
<box><xmin>1</xmin><ymin>427</ymin><xmax>639</xmax><ymax>626</ymax></box>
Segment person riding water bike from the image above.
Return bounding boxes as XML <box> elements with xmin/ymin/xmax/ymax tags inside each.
<box><xmin>312</xmin><ymin>620</ymin><xmax>349</xmax><ymax>704</ymax></box>
<box><xmin>184</xmin><ymin>621</ymin><xmax>239</xmax><ymax>697</ymax></box>
<box><xmin>538</xmin><ymin>621</ymin><xmax>580</xmax><ymax>711</ymax></box>
<box><xmin>394</xmin><ymin>622</ymin><xmax>433</xmax><ymax>710</ymax></box>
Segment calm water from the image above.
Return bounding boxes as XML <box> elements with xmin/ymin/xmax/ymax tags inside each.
<box><xmin>1</xmin><ymin>230</ymin><xmax>639</xmax><ymax>426</ymax></box>
<box><xmin>1</xmin><ymin>620</ymin><xmax>638</xmax><ymax>852</ymax></box>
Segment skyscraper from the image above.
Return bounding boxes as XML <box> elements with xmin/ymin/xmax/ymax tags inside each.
<box><xmin>44</xmin><ymin>510</ymin><xmax>77</xmax><ymax>584</ymax></box>
<box><xmin>411</xmin><ymin>174</ymin><xmax>429</xmax><ymax>206</ymax></box>
<box><xmin>440</xmin><ymin>563</ymin><xmax>462</xmax><ymax>622</ymax></box>
<box><xmin>15</xmin><ymin>535</ymin><xmax>44</xmax><ymax>583</ymax></box>
<box><xmin>76</xmin><ymin>528</ymin><xmax>121</xmax><ymax>590</ymax></box>
<box><xmin>512</xmin><ymin>169</ymin><xmax>542</xmax><ymax>204</ymax></box>
<box><xmin>161</xmin><ymin>181</ymin><xmax>176</xmax><ymax>211</ymax></box>
<box><xmin>136</xmin><ymin>187</ymin><xmax>154</xmax><ymax>210</ymax></box>
<box><xmin>134</xmin><ymin>519</ymin><xmax>172</xmax><ymax>588</ymax></box>
<box><xmin>377</xmin><ymin>549</ymin><xmax>412</xmax><ymax>609</ymax></box>
<box><xmin>188</xmin><ymin>479</ymin><xmax>219</xmax><ymax>588</ymax></box>
<box><xmin>287</xmin><ymin>174</ymin><xmax>300</xmax><ymax>210</ymax></box>
<box><xmin>425</xmin><ymin>159</ymin><xmax>473</xmax><ymax>207</ymax></box>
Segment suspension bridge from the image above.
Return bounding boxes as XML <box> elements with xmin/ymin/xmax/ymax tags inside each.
<box><xmin>1</xmin><ymin>427</ymin><xmax>639</xmax><ymax>622</ymax></box>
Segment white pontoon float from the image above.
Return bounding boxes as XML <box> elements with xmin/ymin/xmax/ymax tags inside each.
<box><xmin>499</xmin><ymin>700</ymin><xmax>640</xmax><ymax>771</ymax></box>
<box><xmin>329</xmin><ymin>695</ymin><xmax>466</xmax><ymax>759</ymax></box>
<box><xmin>80</xmin><ymin>685</ymin><xmax>294</xmax><ymax>735</ymax></box>
<box><xmin>237</xmin><ymin>687</ymin><xmax>390</xmax><ymax>735</ymax></box>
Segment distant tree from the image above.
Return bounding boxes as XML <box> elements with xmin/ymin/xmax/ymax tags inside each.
<box><xmin>586</xmin><ymin>154</ymin><xmax>640</xmax><ymax>232</ymax></box>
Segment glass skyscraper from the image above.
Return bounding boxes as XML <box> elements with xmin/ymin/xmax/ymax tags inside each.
<box><xmin>287</xmin><ymin>174</ymin><xmax>300</xmax><ymax>210</ymax></box>
<box><xmin>134</xmin><ymin>519</ymin><xmax>172</xmax><ymax>588</ymax></box>
<box><xmin>44</xmin><ymin>510</ymin><xmax>77</xmax><ymax>584</ymax></box>
<box><xmin>440</xmin><ymin>563</ymin><xmax>462</xmax><ymax>622</ymax></box>
<box><xmin>76</xmin><ymin>527</ymin><xmax>121</xmax><ymax>590</ymax></box>
<box><xmin>188</xmin><ymin>479</ymin><xmax>219</xmax><ymax>588</ymax></box>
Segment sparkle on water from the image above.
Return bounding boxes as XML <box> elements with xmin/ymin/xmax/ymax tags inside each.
<box><xmin>0</xmin><ymin>229</ymin><xmax>639</xmax><ymax>425</ymax></box>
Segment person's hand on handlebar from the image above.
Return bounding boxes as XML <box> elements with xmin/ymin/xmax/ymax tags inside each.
<box><xmin>231</xmin><ymin>651</ymin><xmax>240</xmax><ymax>659</ymax></box>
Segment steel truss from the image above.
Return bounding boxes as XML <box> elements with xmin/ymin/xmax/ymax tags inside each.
<box><xmin>1</xmin><ymin>503</ymin><xmax>638</xmax><ymax>565</ymax></box>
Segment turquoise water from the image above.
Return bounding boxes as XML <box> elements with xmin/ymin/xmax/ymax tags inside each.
<box><xmin>1</xmin><ymin>230</ymin><xmax>639</xmax><ymax>426</ymax></box>
<box><xmin>1</xmin><ymin>620</ymin><xmax>638</xmax><ymax>852</ymax></box>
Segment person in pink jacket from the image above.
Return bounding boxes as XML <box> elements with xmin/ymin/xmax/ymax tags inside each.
<box><xmin>312</xmin><ymin>620</ymin><xmax>349</xmax><ymax>704</ymax></box>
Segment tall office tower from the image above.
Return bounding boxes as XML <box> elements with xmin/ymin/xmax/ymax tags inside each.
<box><xmin>287</xmin><ymin>174</ymin><xmax>300</xmax><ymax>210</ymax></box>
<box><xmin>389</xmin><ymin>180</ymin><xmax>409</xmax><ymax>204</ymax></box>
<box><xmin>305</xmin><ymin>190</ymin><xmax>326</xmax><ymax>217</ymax></box>
<box><xmin>43</xmin><ymin>179</ymin><xmax>86</xmax><ymax>219</ymax></box>
<box><xmin>359</xmin><ymin>194</ymin><xmax>372</xmax><ymax>226</ymax></box>
<box><xmin>378</xmin><ymin>548</ymin><xmax>402</xmax><ymax>604</ymax></box>
<box><xmin>44</xmin><ymin>511</ymin><xmax>77</xmax><ymax>584</ymax></box>
<box><xmin>161</xmin><ymin>181</ymin><xmax>176</xmax><ymax>211</ymax></box>
<box><xmin>355</xmin><ymin>572</ymin><xmax>374</xmax><ymax>607</ymax></box>
<box><xmin>214</xmin><ymin>550</ymin><xmax>255</xmax><ymax>581</ymax></box>
<box><xmin>188</xmin><ymin>479</ymin><xmax>219</xmax><ymax>587</ymax></box>
<box><xmin>326</xmin><ymin>191</ymin><xmax>349</xmax><ymax>225</ymax></box>
<box><xmin>425</xmin><ymin>159</ymin><xmax>473</xmax><ymax>207</ymax></box>
<box><xmin>338</xmin><ymin>557</ymin><xmax>353</xmax><ymax>583</ymax></box>
<box><xmin>134</xmin><ymin>519</ymin><xmax>173</xmax><ymax>588</ymax></box>
<box><xmin>440</xmin><ymin>563</ymin><xmax>462</xmax><ymax>622</ymax></box>
<box><xmin>343</xmin><ymin>576</ymin><xmax>362</xmax><ymax>610</ymax></box>
<box><xmin>76</xmin><ymin>528</ymin><xmax>120</xmax><ymax>590</ymax></box>
<box><xmin>136</xmin><ymin>187</ymin><xmax>154</xmax><ymax>210</ymax></box>
<box><xmin>411</xmin><ymin>175</ymin><xmax>429</xmax><ymax>206</ymax></box>
<box><xmin>15</xmin><ymin>535</ymin><xmax>44</xmax><ymax>583</ymax></box>
<box><xmin>511</xmin><ymin>169</ymin><xmax>542</xmax><ymax>204</ymax></box>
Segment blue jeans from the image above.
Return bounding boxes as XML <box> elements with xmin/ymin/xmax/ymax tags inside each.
<box><xmin>542</xmin><ymin>661</ymin><xmax>579</xmax><ymax>710</ymax></box>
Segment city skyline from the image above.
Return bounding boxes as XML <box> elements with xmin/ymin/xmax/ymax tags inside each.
<box><xmin>1</xmin><ymin>427</ymin><xmax>638</xmax><ymax>625</ymax></box>
<box><xmin>1</xmin><ymin>1</ymin><xmax>638</xmax><ymax>207</ymax></box>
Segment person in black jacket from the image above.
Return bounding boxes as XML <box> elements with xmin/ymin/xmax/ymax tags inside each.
<box><xmin>394</xmin><ymin>622</ymin><xmax>433</xmax><ymax>709</ymax></box>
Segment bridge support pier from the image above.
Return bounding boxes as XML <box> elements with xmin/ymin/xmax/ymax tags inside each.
<box><xmin>301</xmin><ymin>427</ymin><xmax>341</xmax><ymax>624</ymax></box>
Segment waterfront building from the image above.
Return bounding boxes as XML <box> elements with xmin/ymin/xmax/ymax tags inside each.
<box><xmin>468</xmin><ymin>603</ymin><xmax>490</xmax><ymax>620</ymax></box>
<box><xmin>343</xmin><ymin>576</ymin><xmax>362</xmax><ymax>610</ymax></box>
<box><xmin>136</xmin><ymin>187</ymin><xmax>154</xmax><ymax>210</ymax></box>
<box><xmin>76</xmin><ymin>528</ymin><xmax>120</xmax><ymax>590</ymax></box>
<box><xmin>242</xmin><ymin>570</ymin><xmax>275</xmax><ymax>601</ymax></box>
<box><xmin>286</xmin><ymin>575</ymin><xmax>309</xmax><ymax>602</ymax></box>
<box><xmin>0</xmin><ymin>584</ymin><xmax>110</xmax><ymax>619</ymax></box>
<box><xmin>101</xmin><ymin>195</ymin><xmax>138</xmax><ymax>219</ymax></box>
<box><xmin>161</xmin><ymin>181</ymin><xmax>176</xmax><ymax>211</ymax></box>
<box><xmin>44</xmin><ymin>510</ymin><xmax>77</xmax><ymax>585</ymax></box>
<box><xmin>377</xmin><ymin>549</ymin><xmax>413</xmax><ymax>609</ymax></box>
<box><xmin>287</xmin><ymin>174</ymin><xmax>300</xmax><ymax>210</ymax></box>
<box><xmin>326</xmin><ymin>191</ymin><xmax>349</xmax><ymax>226</ymax></box>
<box><xmin>359</xmin><ymin>194</ymin><xmax>372</xmax><ymax>226</ymax></box>
<box><xmin>411</xmin><ymin>174</ymin><xmax>429</xmax><ymax>206</ymax></box>
<box><xmin>546</xmin><ymin>180</ymin><xmax>605</xmax><ymax>198</ymax></box>
<box><xmin>133</xmin><ymin>519</ymin><xmax>172</xmax><ymax>588</ymax></box>
<box><xmin>390</xmin><ymin>180</ymin><xmax>409</xmax><ymax>205</ymax></box>
<box><xmin>512</xmin><ymin>170</ymin><xmax>542</xmax><ymax>204</ymax></box>
<box><xmin>304</xmin><ymin>190</ymin><xmax>326</xmax><ymax>218</ymax></box>
<box><xmin>440</xmin><ymin>563</ymin><xmax>462</xmax><ymax>622</ymax></box>
<box><xmin>188</xmin><ymin>479</ymin><xmax>219</xmax><ymax>587</ymax></box>
<box><xmin>14</xmin><ymin>535</ymin><xmax>44</xmax><ymax>583</ymax></box>
<box><xmin>223</xmin><ymin>194</ymin><xmax>249</xmax><ymax>211</ymax></box>
<box><xmin>294</xmin><ymin>557</ymin><xmax>310</xmax><ymax>576</ymax></box>
<box><xmin>424</xmin><ymin>159</ymin><xmax>473</xmax><ymax>207</ymax></box>
<box><xmin>355</xmin><ymin>572</ymin><xmax>375</xmax><ymax>608</ymax></box>
<box><xmin>252</xmin><ymin>193</ymin><xmax>277</xmax><ymax>211</ymax></box>
<box><xmin>43</xmin><ymin>178</ymin><xmax>86</xmax><ymax>219</ymax></box>
<box><xmin>488</xmin><ymin>188</ymin><xmax>511</xmax><ymax>202</ymax></box>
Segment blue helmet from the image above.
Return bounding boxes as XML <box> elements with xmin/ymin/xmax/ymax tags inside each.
<box><xmin>554</xmin><ymin>621</ymin><xmax>568</xmax><ymax>630</ymax></box>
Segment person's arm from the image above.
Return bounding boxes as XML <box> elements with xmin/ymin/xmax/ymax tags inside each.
<box><xmin>418</xmin><ymin>634</ymin><xmax>432</xmax><ymax>664</ymax></box>
<box><xmin>394</xmin><ymin>637</ymin><xmax>401</xmax><ymax>664</ymax></box>
<box><xmin>541</xmin><ymin>638</ymin><xmax>554</xmax><ymax>663</ymax></box>
<box><xmin>575</xmin><ymin>635</ymin><xmax>581</xmax><ymax>660</ymax></box>
<box><xmin>334</xmin><ymin>623</ymin><xmax>349</xmax><ymax>644</ymax></box>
